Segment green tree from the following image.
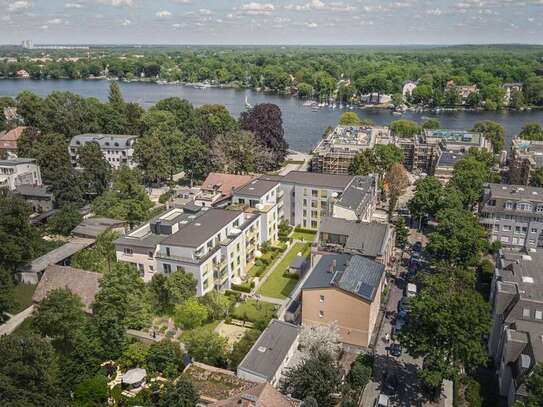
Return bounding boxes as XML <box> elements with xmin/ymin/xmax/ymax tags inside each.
<box><xmin>0</xmin><ymin>268</ymin><xmax>14</xmax><ymax>322</ymax></box>
<box><xmin>349</xmin><ymin>149</ymin><xmax>377</xmax><ymax>176</ymax></box>
<box><xmin>92</xmin><ymin>167</ymin><xmax>153</xmax><ymax>227</ymax></box>
<box><xmin>530</xmin><ymin>168</ymin><xmax>543</xmax><ymax>187</ymax></box>
<box><xmin>390</xmin><ymin>119</ymin><xmax>421</xmax><ymax>138</ymax></box>
<box><xmin>158</xmin><ymin>377</ymin><xmax>199</xmax><ymax>407</ymax></box>
<box><xmin>33</xmin><ymin>288</ymin><xmax>86</xmax><ymax>350</ymax></box>
<box><xmin>422</xmin><ymin>118</ymin><xmax>441</xmax><ymax>130</ymax></box>
<box><xmin>449</xmin><ymin>156</ymin><xmax>491</xmax><ymax>209</ymax></box>
<box><xmin>166</xmin><ymin>269</ymin><xmax>197</xmax><ymax>305</ymax></box>
<box><xmin>133</xmin><ymin>131</ymin><xmax>171</xmax><ymax>184</ymax></box>
<box><xmin>347</xmin><ymin>353</ymin><xmax>373</xmax><ymax>390</ymax></box>
<box><xmin>385</xmin><ymin>163</ymin><xmax>409</xmax><ymax>215</ymax></box>
<box><xmin>519</xmin><ymin>123</ymin><xmax>543</xmax><ymax>141</ymax></box>
<box><xmin>426</xmin><ymin>207</ymin><xmax>487</xmax><ymax>267</ymax></box>
<box><xmin>211</xmin><ymin>130</ymin><xmax>257</xmax><ymax>174</ymax></box>
<box><xmin>149</xmin><ymin>273</ymin><xmax>172</xmax><ymax>313</ymax></box>
<box><xmin>338</xmin><ymin>112</ymin><xmax>361</xmax><ymax>126</ymax></box>
<box><xmin>0</xmin><ymin>196</ymin><xmax>40</xmax><ymax>272</ymax></box>
<box><xmin>174</xmin><ymin>297</ymin><xmax>209</xmax><ymax>329</ymax></box>
<box><xmin>200</xmin><ymin>291</ymin><xmax>233</xmax><ymax>321</ymax></box>
<box><xmin>47</xmin><ymin>204</ymin><xmax>82</xmax><ymax>236</ymax></box>
<box><xmin>189</xmin><ymin>104</ymin><xmax>238</xmax><ymax>145</ymax></box>
<box><xmin>120</xmin><ymin>342</ymin><xmax>149</xmax><ymax>369</ymax></box>
<box><xmin>374</xmin><ymin>144</ymin><xmax>404</xmax><ymax>172</ymax></box>
<box><xmin>408</xmin><ymin>176</ymin><xmax>443</xmax><ymax>224</ymax></box>
<box><xmin>77</xmin><ymin>140</ymin><xmax>112</xmax><ymax>196</ymax></box>
<box><xmin>183</xmin><ymin>327</ymin><xmax>228</xmax><ymax>367</ymax></box>
<box><xmin>73</xmin><ymin>375</ymin><xmax>109</xmax><ymax>407</ymax></box>
<box><xmin>472</xmin><ymin>121</ymin><xmax>505</xmax><ymax>154</ymax></box>
<box><xmin>525</xmin><ymin>364</ymin><xmax>543</xmax><ymax>407</ymax></box>
<box><xmin>108</xmin><ymin>81</ymin><xmax>125</xmax><ymax>111</ymax></box>
<box><xmin>297</xmin><ymin>82</ymin><xmax>314</xmax><ymax>98</ymax></box>
<box><xmin>146</xmin><ymin>340</ymin><xmax>184</xmax><ymax>378</ymax></box>
<box><xmin>71</xmin><ymin>230</ymin><xmax>119</xmax><ymax>273</ymax></box>
<box><xmin>0</xmin><ymin>334</ymin><xmax>66</xmax><ymax>405</ymax></box>
<box><xmin>151</xmin><ymin>97</ymin><xmax>193</xmax><ymax>130</ymax></box>
<box><xmin>399</xmin><ymin>272</ymin><xmax>491</xmax><ymax>386</ymax></box>
<box><xmin>282</xmin><ymin>351</ymin><xmax>341</xmax><ymax>407</ymax></box>
<box><xmin>182</xmin><ymin>136</ymin><xmax>210</xmax><ymax>185</ymax></box>
<box><xmin>394</xmin><ymin>218</ymin><xmax>409</xmax><ymax>249</ymax></box>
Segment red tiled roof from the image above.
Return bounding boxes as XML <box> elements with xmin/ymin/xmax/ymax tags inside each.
<box><xmin>201</xmin><ymin>172</ymin><xmax>254</xmax><ymax>198</ymax></box>
<box><xmin>210</xmin><ymin>383</ymin><xmax>300</xmax><ymax>407</ymax></box>
<box><xmin>0</xmin><ymin>126</ymin><xmax>26</xmax><ymax>150</ymax></box>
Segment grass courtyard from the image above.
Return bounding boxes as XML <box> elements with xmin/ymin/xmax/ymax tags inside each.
<box><xmin>290</xmin><ymin>230</ymin><xmax>317</xmax><ymax>243</ymax></box>
<box><xmin>10</xmin><ymin>283</ymin><xmax>36</xmax><ymax>314</ymax></box>
<box><xmin>257</xmin><ymin>242</ymin><xmax>310</xmax><ymax>299</ymax></box>
<box><xmin>231</xmin><ymin>299</ymin><xmax>278</xmax><ymax>323</ymax></box>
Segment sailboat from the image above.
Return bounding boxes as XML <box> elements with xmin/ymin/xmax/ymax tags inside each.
<box><xmin>245</xmin><ymin>96</ymin><xmax>252</xmax><ymax>109</ymax></box>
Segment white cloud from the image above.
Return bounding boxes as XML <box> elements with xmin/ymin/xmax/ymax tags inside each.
<box><xmin>156</xmin><ymin>10</ymin><xmax>172</xmax><ymax>18</ymax></box>
<box><xmin>8</xmin><ymin>1</ymin><xmax>31</xmax><ymax>12</ymax></box>
<box><xmin>305</xmin><ymin>21</ymin><xmax>318</xmax><ymax>28</ymax></box>
<box><xmin>121</xmin><ymin>18</ymin><xmax>131</xmax><ymax>26</ymax></box>
<box><xmin>65</xmin><ymin>2</ymin><xmax>83</xmax><ymax>8</ymax></box>
<box><xmin>199</xmin><ymin>8</ymin><xmax>213</xmax><ymax>15</ymax></box>
<box><xmin>47</xmin><ymin>18</ymin><xmax>63</xmax><ymax>24</ymax></box>
<box><xmin>241</xmin><ymin>2</ymin><xmax>275</xmax><ymax>11</ymax></box>
<box><xmin>40</xmin><ymin>24</ymin><xmax>48</xmax><ymax>29</ymax></box>
<box><xmin>285</xmin><ymin>0</ymin><xmax>354</xmax><ymax>12</ymax></box>
<box><xmin>170</xmin><ymin>0</ymin><xmax>191</xmax><ymax>3</ymax></box>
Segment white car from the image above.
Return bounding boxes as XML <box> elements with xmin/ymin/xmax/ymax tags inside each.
<box><xmin>376</xmin><ymin>393</ymin><xmax>390</xmax><ymax>407</ymax></box>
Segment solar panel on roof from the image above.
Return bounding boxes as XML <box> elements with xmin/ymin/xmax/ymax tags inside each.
<box><xmin>357</xmin><ymin>282</ymin><xmax>374</xmax><ymax>300</ymax></box>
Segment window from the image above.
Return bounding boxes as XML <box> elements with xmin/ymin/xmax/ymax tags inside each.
<box><xmin>518</xmin><ymin>203</ymin><xmax>532</xmax><ymax>212</ymax></box>
<box><xmin>537</xmin><ymin>205</ymin><xmax>543</xmax><ymax>213</ymax></box>
<box><xmin>319</xmin><ymin>310</ymin><xmax>324</xmax><ymax>318</ymax></box>
<box><xmin>303</xmin><ymin>210</ymin><xmax>307</xmax><ymax>217</ymax></box>
<box><xmin>123</xmin><ymin>248</ymin><xmax>133</xmax><ymax>255</ymax></box>
<box><xmin>505</xmin><ymin>201</ymin><xmax>513</xmax><ymax>210</ymax></box>
<box><xmin>163</xmin><ymin>263</ymin><xmax>172</xmax><ymax>273</ymax></box>
<box><xmin>531</xmin><ymin>228</ymin><xmax>538</xmax><ymax>234</ymax></box>
<box><xmin>149</xmin><ymin>265</ymin><xmax>154</xmax><ymax>271</ymax></box>
<box><xmin>500</xmin><ymin>236</ymin><xmax>510</xmax><ymax>243</ymax></box>
<box><xmin>523</xmin><ymin>308</ymin><xmax>531</xmax><ymax>318</ymax></box>
<box><xmin>176</xmin><ymin>266</ymin><xmax>183</xmax><ymax>272</ymax></box>
<box><xmin>148</xmin><ymin>251</ymin><xmax>154</xmax><ymax>259</ymax></box>
<box><xmin>312</xmin><ymin>190</ymin><xmax>318</xmax><ymax>198</ymax></box>
<box><xmin>502</xmin><ymin>225</ymin><xmax>511</xmax><ymax>232</ymax></box>
<box><xmin>303</xmin><ymin>199</ymin><xmax>308</xmax><ymax>207</ymax></box>
<box><xmin>320</xmin><ymin>295</ymin><xmax>325</xmax><ymax>304</ymax></box>
<box><xmin>239</xmin><ymin>198</ymin><xmax>245</xmax><ymax>204</ymax></box>
<box><xmin>311</xmin><ymin>220</ymin><xmax>318</xmax><ymax>229</ymax></box>
<box><xmin>166</xmin><ymin>247</ymin><xmax>171</xmax><ymax>256</ymax></box>
<box><xmin>536</xmin><ymin>310</ymin><xmax>543</xmax><ymax>320</ymax></box>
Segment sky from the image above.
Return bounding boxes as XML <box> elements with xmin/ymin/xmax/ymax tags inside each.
<box><xmin>0</xmin><ymin>0</ymin><xmax>542</xmax><ymax>45</ymax></box>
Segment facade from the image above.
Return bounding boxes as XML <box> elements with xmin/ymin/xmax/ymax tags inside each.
<box><xmin>311</xmin><ymin>125</ymin><xmax>393</xmax><ymax>175</ymax></box>
<box><xmin>0</xmin><ymin>126</ymin><xmax>27</xmax><ymax>158</ymax></box>
<box><xmin>69</xmin><ymin>133</ymin><xmax>138</xmax><ymax>169</ymax></box>
<box><xmin>503</xmin><ymin>83</ymin><xmax>523</xmax><ymax>106</ymax></box>
<box><xmin>488</xmin><ymin>249</ymin><xmax>543</xmax><ymax>406</ymax></box>
<box><xmin>115</xmin><ymin>206</ymin><xmax>262</xmax><ymax>295</ymax></box>
<box><xmin>231</xmin><ymin>178</ymin><xmax>281</xmax><ymax>244</ymax></box>
<box><xmin>13</xmin><ymin>184</ymin><xmax>54</xmax><ymax>213</ymax></box>
<box><xmin>317</xmin><ymin>217</ymin><xmax>395</xmax><ymax>268</ymax></box>
<box><xmin>446</xmin><ymin>81</ymin><xmax>478</xmax><ymax>104</ymax></box>
<box><xmin>301</xmin><ymin>253</ymin><xmax>385</xmax><ymax>347</ymax></box>
<box><xmin>237</xmin><ymin>319</ymin><xmax>300</xmax><ymax>387</ymax></box>
<box><xmin>509</xmin><ymin>138</ymin><xmax>543</xmax><ymax>186</ymax></box>
<box><xmin>433</xmin><ymin>151</ymin><xmax>465</xmax><ymax>184</ymax></box>
<box><xmin>0</xmin><ymin>158</ymin><xmax>42</xmax><ymax>191</ymax></box>
<box><xmin>402</xmin><ymin>80</ymin><xmax>418</xmax><ymax>97</ymax></box>
<box><xmin>479</xmin><ymin>183</ymin><xmax>543</xmax><ymax>250</ymax></box>
<box><xmin>263</xmin><ymin>171</ymin><xmax>377</xmax><ymax>230</ymax></box>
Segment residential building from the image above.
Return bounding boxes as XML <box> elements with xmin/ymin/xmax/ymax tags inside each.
<box><xmin>195</xmin><ymin>172</ymin><xmax>254</xmax><ymax>207</ymax></box>
<box><xmin>433</xmin><ymin>150</ymin><xmax>465</xmax><ymax>184</ymax></box>
<box><xmin>115</xmin><ymin>206</ymin><xmax>262</xmax><ymax>295</ymax></box>
<box><xmin>503</xmin><ymin>83</ymin><xmax>523</xmax><ymax>106</ymax></box>
<box><xmin>509</xmin><ymin>138</ymin><xmax>543</xmax><ymax>186</ymax></box>
<box><xmin>237</xmin><ymin>319</ymin><xmax>300</xmax><ymax>387</ymax></box>
<box><xmin>32</xmin><ymin>265</ymin><xmax>102</xmax><ymax>313</ymax></box>
<box><xmin>301</xmin><ymin>253</ymin><xmax>385</xmax><ymax>347</ymax></box>
<box><xmin>311</xmin><ymin>125</ymin><xmax>393</xmax><ymax>175</ymax></box>
<box><xmin>402</xmin><ymin>80</ymin><xmax>418</xmax><ymax>98</ymax></box>
<box><xmin>232</xmin><ymin>178</ymin><xmax>281</xmax><ymax>243</ymax></box>
<box><xmin>16</xmin><ymin>69</ymin><xmax>30</xmax><ymax>78</ymax></box>
<box><xmin>488</xmin><ymin>249</ymin><xmax>543</xmax><ymax>406</ymax></box>
<box><xmin>71</xmin><ymin>217</ymin><xmax>128</xmax><ymax>239</ymax></box>
<box><xmin>211</xmin><ymin>383</ymin><xmax>300</xmax><ymax>407</ymax></box>
<box><xmin>479</xmin><ymin>183</ymin><xmax>543</xmax><ymax>250</ymax></box>
<box><xmin>263</xmin><ymin>171</ymin><xmax>377</xmax><ymax>229</ymax></box>
<box><xmin>317</xmin><ymin>217</ymin><xmax>395</xmax><ymax>268</ymax></box>
<box><xmin>0</xmin><ymin>158</ymin><xmax>42</xmax><ymax>191</ymax></box>
<box><xmin>446</xmin><ymin>80</ymin><xmax>478</xmax><ymax>104</ymax></box>
<box><xmin>13</xmin><ymin>184</ymin><xmax>54</xmax><ymax>213</ymax></box>
<box><xmin>0</xmin><ymin>126</ymin><xmax>27</xmax><ymax>158</ymax></box>
<box><xmin>69</xmin><ymin>133</ymin><xmax>138</xmax><ymax>169</ymax></box>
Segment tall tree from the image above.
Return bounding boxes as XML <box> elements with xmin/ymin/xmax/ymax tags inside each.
<box><xmin>519</xmin><ymin>123</ymin><xmax>543</xmax><ymax>141</ymax></box>
<box><xmin>151</xmin><ymin>97</ymin><xmax>194</xmax><ymax>130</ymax></box>
<box><xmin>190</xmin><ymin>104</ymin><xmax>238</xmax><ymax>145</ymax></box>
<box><xmin>449</xmin><ymin>155</ymin><xmax>491</xmax><ymax>209</ymax></box>
<box><xmin>47</xmin><ymin>204</ymin><xmax>82</xmax><ymax>236</ymax></box>
<box><xmin>158</xmin><ymin>377</ymin><xmax>199</xmax><ymax>407</ymax></box>
<box><xmin>472</xmin><ymin>121</ymin><xmax>506</xmax><ymax>154</ymax></box>
<box><xmin>0</xmin><ymin>268</ymin><xmax>14</xmax><ymax>322</ymax></box>
<box><xmin>211</xmin><ymin>130</ymin><xmax>257</xmax><ymax>174</ymax></box>
<box><xmin>389</xmin><ymin>119</ymin><xmax>421</xmax><ymax>138</ymax></box>
<box><xmin>77</xmin><ymin>140</ymin><xmax>112</xmax><ymax>196</ymax></box>
<box><xmin>385</xmin><ymin>163</ymin><xmax>409</xmax><ymax>215</ymax></box>
<box><xmin>408</xmin><ymin>176</ymin><xmax>443</xmax><ymax>224</ymax></box>
<box><xmin>165</xmin><ymin>269</ymin><xmax>197</xmax><ymax>305</ymax></box>
<box><xmin>349</xmin><ymin>150</ymin><xmax>377</xmax><ymax>176</ymax></box>
<box><xmin>183</xmin><ymin>327</ymin><xmax>228</xmax><ymax>367</ymax></box>
<box><xmin>108</xmin><ymin>81</ymin><xmax>125</xmax><ymax>112</ymax></box>
<box><xmin>239</xmin><ymin>103</ymin><xmax>288</xmax><ymax>169</ymax></box>
<box><xmin>72</xmin><ymin>230</ymin><xmax>120</xmax><ymax>273</ymax></box>
<box><xmin>174</xmin><ymin>297</ymin><xmax>209</xmax><ymax>329</ymax></box>
<box><xmin>182</xmin><ymin>136</ymin><xmax>210</xmax><ymax>186</ymax></box>
<box><xmin>146</xmin><ymin>340</ymin><xmax>185</xmax><ymax>378</ymax></box>
<box><xmin>338</xmin><ymin>112</ymin><xmax>361</xmax><ymax>126</ymax></box>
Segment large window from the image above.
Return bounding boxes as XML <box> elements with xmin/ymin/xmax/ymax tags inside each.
<box><xmin>163</xmin><ymin>263</ymin><xmax>172</xmax><ymax>274</ymax></box>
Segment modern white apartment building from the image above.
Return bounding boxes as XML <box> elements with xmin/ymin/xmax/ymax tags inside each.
<box><xmin>232</xmin><ymin>178</ymin><xmax>281</xmax><ymax>244</ymax></box>
<box><xmin>69</xmin><ymin>133</ymin><xmax>138</xmax><ymax>170</ymax></box>
<box><xmin>0</xmin><ymin>158</ymin><xmax>42</xmax><ymax>191</ymax></box>
<box><xmin>262</xmin><ymin>171</ymin><xmax>378</xmax><ymax>229</ymax></box>
<box><xmin>115</xmin><ymin>206</ymin><xmax>262</xmax><ymax>295</ymax></box>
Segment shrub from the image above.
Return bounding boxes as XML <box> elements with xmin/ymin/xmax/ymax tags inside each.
<box><xmin>224</xmin><ymin>290</ymin><xmax>241</xmax><ymax>301</ymax></box>
<box><xmin>463</xmin><ymin>377</ymin><xmax>482</xmax><ymax>407</ymax></box>
<box><xmin>231</xmin><ymin>283</ymin><xmax>251</xmax><ymax>293</ymax></box>
<box><xmin>158</xmin><ymin>190</ymin><xmax>174</xmax><ymax>204</ymax></box>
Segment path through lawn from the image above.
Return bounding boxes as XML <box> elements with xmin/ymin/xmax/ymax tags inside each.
<box><xmin>257</xmin><ymin>242</ymin><xmax>310</xmax><ymax>299</ymax></box>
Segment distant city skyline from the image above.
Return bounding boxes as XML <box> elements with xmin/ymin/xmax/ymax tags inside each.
<box><xmin>0</xmin><ymin>0</ymin><xmax>542</xmax><ymax>45</ymax></box>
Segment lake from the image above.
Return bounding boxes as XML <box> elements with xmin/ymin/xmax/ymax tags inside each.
<box><xmin>1</xmin><ymin>79</ymin><xmax>542</xmax><ymax>152</ymax></box>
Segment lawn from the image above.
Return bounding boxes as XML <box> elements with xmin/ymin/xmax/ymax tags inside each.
<box><xmin>231</xmin><ymin>299</ymin><xmax>278</xmax><ymax>323</ymax></box>
<box><xmin>257</xmin><ymin>242</ymin><xmax>310</xmax><ymax>299</ymax></box>
<box><xmin>291</xmin><ymin>230</ymin><xmax>317</xmax><ymax>242</ymax></box>
<box><xmin>10</xmin><ymin>283</ymin><xmax>37</xmax><ymax>314</ymax></box>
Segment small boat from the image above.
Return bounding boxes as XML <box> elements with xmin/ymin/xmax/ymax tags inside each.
<box><xmin>245</xmin><ymin>96</ymin><xmax>252</xmax><ymax>109</ymax></box>
<box><xmin>392</xmin><ymin>111</ymin><xmax>403</xmax><ymax>116</ymax></box>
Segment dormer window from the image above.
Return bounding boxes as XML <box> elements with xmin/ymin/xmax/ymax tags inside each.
<box><xmin>523</xmin><ymin>308</ymin><xmax>531</xmax><ymax>318</ymax></box>
<box><xmin>517</xmin><ymin>202</ymin><xmax>532</xmax><ymax>212</ymax></box>
<box><xmin>505</xmin><ymin>201</ymin><xmax>514</xmax><ymax>210</ymax></box>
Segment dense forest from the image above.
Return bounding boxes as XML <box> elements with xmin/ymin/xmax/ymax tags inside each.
<box><xmin>1</xmin><ymin>45</ymin><xmax>543</xmax><ymax>109</ymax></box>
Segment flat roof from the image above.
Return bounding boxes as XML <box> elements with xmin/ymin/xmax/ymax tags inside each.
<box><xmin>276</xmin><ymin>171</ymin><xmax>353</xmax><ymax>190</ymax></box>
<box><xmin>0</xmin><ymin>158</ymin><xmax>36</xmax><ymax>166</ymax></box>
<box><xmin>498</xmin><ymin>249</ymin><xmax>543</xmax><ymax>301</ymax></box>
<box><xmin>19</xmin><ymin>238</ymin><xmax>95</xmax><ymax>273</ymax></box>
<box><xmin>235</xmin><ymin>178</ymin><xmax>279</xmax><ymax>198</ymax></box>
<box><xmin>487</xmin><ymin>183</ymin><xmax>543</xmax><ymax>203</ymax></box>
<box><xmin>238</xmin><ymin>320</ymin><xmax>299</xmax><ymax>382</ymax></box>
<box><xmin>161</xmin><ymin>208</ymin><xmax>242</xmax><ymax>248</ymax></box>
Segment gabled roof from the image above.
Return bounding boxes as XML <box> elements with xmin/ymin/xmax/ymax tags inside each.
<box><xmin>201</xmin><ymin>172</ymin><xmax>254</xmax><ymax>197</ymax></box>
<box><xmin>303</xmin><ymin>253</ymin><xmax>384</xmax><ymax>302</ymax></box>
<box><xmin>237</xmin><ymin>320</ymin><xmax>299</xmax><ymax>382</ymax></box>
<box><xmin>0</xmin><ymin>126</ymin><xmax>26</xmax><ymax>150</ymax></box>
<box><xmin>72</xmin><ymin>217</ymin><xmax>126</xmax><ymax>239</ymax></box>
<box><xmin>32</xmin><ymin>265</ymin><xmax>102</xmax><ymax>313</ymax></box>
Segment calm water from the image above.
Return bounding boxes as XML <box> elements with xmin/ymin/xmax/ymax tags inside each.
<box><xmin>1</xmin><ymin>79</ymin><xmax>543</xmax><ymax>152</ymax></box>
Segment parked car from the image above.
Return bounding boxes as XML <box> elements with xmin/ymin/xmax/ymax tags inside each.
<box><xmin>405</xmin><ymin>282</ymin><xmax>417</xmax><ymax>297</ymax></box>
<box><xmin>390</xmin><ymin>343</ymin><xmax>402</xmax><ymax>357</ymax></box>
<box><xmin>376</xmin><ymin>393</ymin><xmax>390</xmax><ymax>407</ymax></box>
